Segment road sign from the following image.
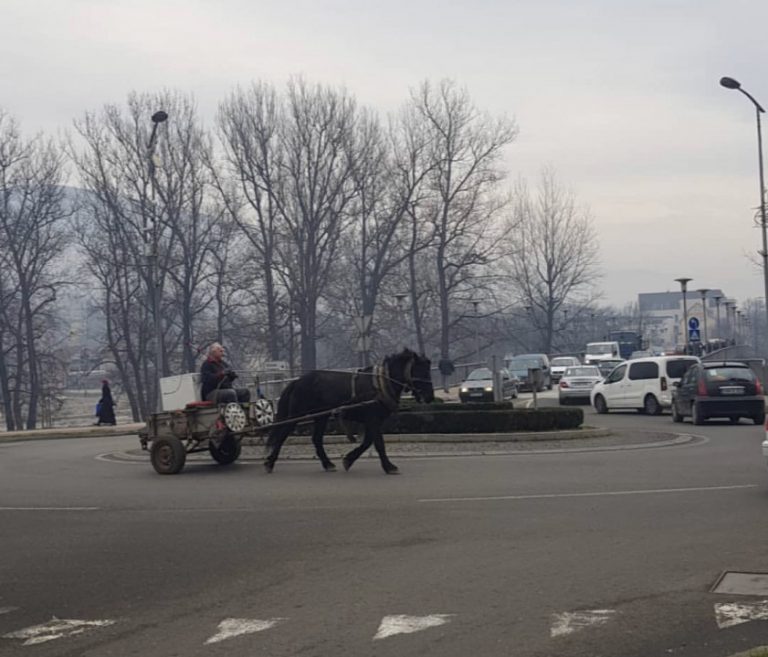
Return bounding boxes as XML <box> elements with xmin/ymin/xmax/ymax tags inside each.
<box><xmin>688</xmin><ymin>317</ymin><xmax>700</xmax><ymax>330</ymax></box>
<box><xmin>688</xmin><ymin>328</ymin><xmax>701</xmax><ymax>342</ymax></box>
<box><xmin>354</xmin><ymin>315</ymin><xmax>372</xmax><ymax>334</ymax></box>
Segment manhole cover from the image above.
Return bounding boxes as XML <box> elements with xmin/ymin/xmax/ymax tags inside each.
<box><xmin>712</xmin><ymin>572</ymin><xmax>768</xmax><ymax>595</ymax></box>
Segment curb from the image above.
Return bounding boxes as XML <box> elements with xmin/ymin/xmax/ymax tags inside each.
<box><xmin>0</xmin><ymin>424</ymin><xmax>608</xmax><ymax>445</ymax></box>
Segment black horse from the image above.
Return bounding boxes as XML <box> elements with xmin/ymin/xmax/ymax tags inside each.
<box><xmin>264</xmin><ymin>348</ymin><xmax>434</xmax><ymax>474</ymax></box>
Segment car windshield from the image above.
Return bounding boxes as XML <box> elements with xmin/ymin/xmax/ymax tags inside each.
<box><xmin>704</xmin><ymin>367</ymin><xmax>755</xmax><ymax>382</ymax></box>
<box><xmin>552</xmin><ymin>357</ymin><xmax>578</xmax><ymax>366</ymax></box>
<box><xmin>665</xmin><ymin>359</ymin><xmax>697</xmax><ymax>378</ymax></box>
<box><xmin>588</xmin><ymin>344</ymin><xmax>614</xmax><ymax>354</ymax></box>
<box><xmin>508</xmin><ymin>358</ymin><xmax>540</xmax><ymax>370</ymax></box>
<box><xmin>466</xmin><ymin>368</ymin><xmax>492</xmax><ymax>380</ymax></box>
<box><xmin>565</xmin><ymin>367</ymin><xmax>600</xmax><ymax>377</ymax></box>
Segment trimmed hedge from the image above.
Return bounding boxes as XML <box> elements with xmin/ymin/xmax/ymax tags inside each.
<box><xmin>380</xmin><ymin>406</ymin><xmax>583</xmax><ymax>433</ymax></box>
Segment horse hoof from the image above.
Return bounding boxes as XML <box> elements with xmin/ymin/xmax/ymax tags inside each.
<box><xmin>342</xmin><ymin>456</ymin><xmax>352</xmax><ymax>472</ymax></box>
<box><xmin>324</xmin><ymin>462</ymin><xmax>337</xmax><ymax>472</ymax></box>
<box><xmin>385</xmin><ymin>466</ymin><xmax>400</xmax><ymax>475</ymax></box>
<box><xmin>263</xmin><ymin>462</ymin><xmax>274</xmax><ymax>474</ymax></box>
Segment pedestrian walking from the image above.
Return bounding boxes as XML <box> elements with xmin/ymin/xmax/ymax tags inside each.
<box><xmin>95</xmin><ymin>379</ymin><xmax>117</xmax><ymax>426</ymax></box>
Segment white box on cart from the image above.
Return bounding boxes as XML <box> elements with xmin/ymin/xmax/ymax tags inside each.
<box><xmin>160</xmin><ymin>374</ymin><xmax>201</xmax><ymax>411</ymax></box>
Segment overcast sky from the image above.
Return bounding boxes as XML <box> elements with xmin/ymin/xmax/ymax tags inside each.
<box><xmin>2</xmin><ymin>0</ymin><xmax>767</xmax><ymax>307</ymax></box>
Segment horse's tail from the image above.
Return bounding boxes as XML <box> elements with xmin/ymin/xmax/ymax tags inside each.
<box><xmin>266</xmin><ymin>380</ymin><xmax>297</xmax><ymax>447</ymax></box>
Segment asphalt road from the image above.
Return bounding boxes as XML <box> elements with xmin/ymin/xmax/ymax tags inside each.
<box><xmin>2</xmin><ymin>393</ymin><xmax>768</xmax><ymax>657</ymax></box>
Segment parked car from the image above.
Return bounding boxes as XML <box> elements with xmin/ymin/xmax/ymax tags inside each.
<box><xmin>629</xmin><ymin>350</ymin><xmax>652</xmax><ymax>360</ymax></box>
<box><xmin>596</xmin><ymin>359</ymin><xmax>625</xmax><ymax>378</ymax></box>
<box><xmin>459</xmin><ymin>367</ymin><xmax>518</xmax><ymax>402</ymax></box>
<box><xmin>550</xmin><ymin>356</ymin><xmax>581</xmax><ymax>383</ymax></box>
<box><xmin>558</xmin><ymin>365</ymin><xmax>603</xmax><ymax>404</ymax></box>
<box><xmin>591</xmin><ymin>355</ymin><xmax>700</xmax><ymax>415</ymax></box>
<box><xmin>671</xmin><ymin>361</ymin><xmax>765</xmax><ymax>425</ymax></box>
<box><xmin>505</xmin><ymin>354</ymin><xmax>552</xmax><ymax>391</ymax></box>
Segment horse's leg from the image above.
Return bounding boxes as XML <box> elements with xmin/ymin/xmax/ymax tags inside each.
<box><xmin>342</xmin><ymin>423</ymin><xmax>374</xmax><ymax>471</ymax></box>
<box><xmin>371</xmin><ymin>423</ymin><xmax>399</xmax><ymax>475</ymax></box>
<box><xmin>311</xmin><ymin>416</ymin><xmax>336</xmax><ymax>472</ymax></box>
<box><xmin>264</xmin><ymin>424</ymin><xmax>292</xmax><ymax>473</ymax></box>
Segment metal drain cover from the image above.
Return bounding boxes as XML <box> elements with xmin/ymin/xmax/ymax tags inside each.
<box><xmin>712</xmin><ymin>572</ymin><xmax>768</xmax><ymax>595</ymax></box>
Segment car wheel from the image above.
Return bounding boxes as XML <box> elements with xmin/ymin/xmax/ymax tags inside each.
<box><xmin>728</xmin><ymin>416</ymin><xmax>740</xmax><ymax>425</ymax></box>
<box><xmin>644</xmin><ymin>394</ymin><xmax>662</xmax><ymax>416</ymax></box>
<box><xmin>594</xmin><ymin>395</ymin><xmax>608</xmax><ymax>414</ymax></box>
<box><xmin>691</xmin><ymin>401</ymin><xmax>706</xmax><ymax>426</ymax></box>
<box><xmin>671</xmin><ymin>401</ymin><xmax>683</xmax><ymax>423</ymax></box>
<box><xmin>753</xmin><ymin>411</ymin><xmax>766</xmax><ymax>426</ymax></box>
<box><xmin>559</xmin><ymin>396</ymin><xmax>567</xmax><ymax>406</ymax></box>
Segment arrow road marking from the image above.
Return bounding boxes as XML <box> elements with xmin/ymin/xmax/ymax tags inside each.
<box><xmin>551</xmin><ymin>609</ymin><xmax>616</xmax><ymax>637</ymax></box>
<box><xmin>2</xmin><ymin>618</ymin><xmax>116</xmax><ymax>645</ymax></box>
<box><xmin>204</xmin><ymin>618</ymin><xmax>285</xmax><ymax>644</ymax></box>
<box><xmin>373</xmin><ymin>614</ymin><xmax>454</xmax><ymax>640</ymax></box>
<box><xmin>715</xmin><ymin>601</ymin><xmax>768</xmax><ymax>629</ymax></box>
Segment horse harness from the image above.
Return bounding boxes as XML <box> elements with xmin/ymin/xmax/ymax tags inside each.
<box><xmin>349</xmin><ymin>356</ymin><xmax>418</xmax><ymax>411</ymax></box>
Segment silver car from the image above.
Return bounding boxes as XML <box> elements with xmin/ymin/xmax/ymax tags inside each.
<box><xmin>558</xmin><ymin>365</ymin><xmax>603</xmax><ymax>404</ymax></box>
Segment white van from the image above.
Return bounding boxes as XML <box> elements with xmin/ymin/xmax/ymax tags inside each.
<box><xmin>590</xmin><ymin>356</ymin><xmax>700</xmax><ymax>415</ymax></box>
<box><xmin>584</xmin><ymin>341</ymin><xmax>621</xmax><ymax>364</ymax></box>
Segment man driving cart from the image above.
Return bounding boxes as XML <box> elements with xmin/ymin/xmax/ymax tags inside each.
<box><xmin>200</xmin><ymin>342</ymin><xmax>251</xmax><ymax>404</ymax></box>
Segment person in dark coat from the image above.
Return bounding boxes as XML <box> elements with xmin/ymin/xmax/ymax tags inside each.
<box><xmin>200</xmin><ymin>342</ymin><xmax>250</xmax><ymax>404</ymax></box>
<box><xmin>95</xmin><ymin>379</ymin><xmax>116</xmax><ymax>425</ymax></box>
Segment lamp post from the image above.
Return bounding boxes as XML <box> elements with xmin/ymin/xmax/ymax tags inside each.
<box><xmin>720</xmin><ymin>76</ymin><xmax>768</xmax><ymax>341</ymax></box>
<box><xmin>675</xmin><ymin>278</ymin><xmax>692</xmax><ymax>353</ymax></box>
<box><xmin>471</xmin><ymin>300</ymin><xmax>481</xmax><ymax>363</ymax></box>
<box><xmin>147</xmin><ymin>109</ymin><xmax>168</xmax><ymax>411</ymax></box>
<box><xmin>696</xmin><ymin>288</ymin><xmax>710</xmax><ymax>348</ymax></box>
<box><xmin>713</xmin><ymin>294</ymin><xmax>722</xmax><ymax>339</ymax></box>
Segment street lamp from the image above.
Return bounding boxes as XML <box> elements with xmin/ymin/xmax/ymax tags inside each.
<box><xmin>713</xmin><ymin>294</ymin><xmax>722</xmax><ymax>339</ymax></box>
<box><xmin>696</xmin><ymin>288</ymin><xmax>709</xmax><ymax>347</ymax></box>
<box><xmin>675</xmin><ymin>278</ymin><xmax>692</xmax><ymax>353</ymax></box>
<box><xmin>720</xmin><ymin>76</ymin><xmax>768</xmax><ymax>341</ymax></box>
<box><xmin>147</xmin><ymin>109</ymin><xmax>168</xmax><ymax>410</ymax></box>
<box><xmin>470</xmin><ymin>300</ymin><xmax>481</xmax><ymax>363</ymax></box>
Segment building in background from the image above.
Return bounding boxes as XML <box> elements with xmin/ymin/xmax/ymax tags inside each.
<box><xmin>638</xmin><ymin>289</ymin><xmax>726</xmax><ymax>350</ymax></box>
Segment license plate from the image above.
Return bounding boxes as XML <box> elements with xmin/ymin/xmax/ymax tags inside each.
<box><xmin>721</xmin><ymin>387</ymin><xmax>744</xmax><ymax>395</ymax></box>
<box><xmin>470</xmin><ymin>392</ymin><xmax>483</xmax><ymax>397</ymax></box>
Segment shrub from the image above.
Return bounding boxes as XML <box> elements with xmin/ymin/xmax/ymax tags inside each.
<box><xmin>381</xmin><ymin>406</ymin><xmax>583</xmax><ymax>433</ymax></box>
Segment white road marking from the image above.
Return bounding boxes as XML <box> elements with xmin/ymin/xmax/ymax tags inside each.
<box><xmin>419</xmin><ymin>484</ymin><xmax>757</xmax><ymax>503</ymax></box>
<box><xmin>204</xmin><ymin>618</ymin><xmax>285</xmax><ymax>644</ymax></box>
<box><xmin>0</xmin><ymin>507</ymin><xmax>100</xmax><ymax>511</ymax></box>
<box><xmin>551</xmin><ymin>609</ymin><xmax>616</xmax><ymax>637</ymax></box>
<box><xmin>2</xmin><ymin>618</ymin><xmax>116</xmax><ymax>645</ymax></box>
<box><xmin>715</xmin><ymin>601</ymin><xmax>768</xmax><ymax>629</ymax></box>
<box><xmin>373</xmin><ymin>614</ymin><xmax>454</xmax><ymax>640</ymax></box>
<box><xmin>0</xmin><ymin>606</ymin><xmax>19</xmax><ymax>615</ymax></box>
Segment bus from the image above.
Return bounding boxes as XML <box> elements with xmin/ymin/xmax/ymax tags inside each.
<box><xmin>608</xmin><ymin>330</ymin><xmax>644</xmax><ymax>360</ymax></box>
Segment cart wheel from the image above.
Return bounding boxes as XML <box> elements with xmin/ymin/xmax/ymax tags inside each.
<box><xmin>209</xmin><ymin>433</ymin><xmax>241</xmax><ymax>465</ymax></box>
<box><xmin>150</xmin><ymin>437</ymin><xmax>187</xmax><ymax>475</ymax></box>
<box><xmin>251</xmin><ymin>398</ymin><xmax>275</xmax><ymax>427</ymax></box>
<box><xmin>223</xmin><ymin>402</ymin><xmax>247</xmax><ymax>432</ymax></box>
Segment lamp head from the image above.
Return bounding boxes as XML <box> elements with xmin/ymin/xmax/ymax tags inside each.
<box><xmin>720</xmin><ymin>77</ymin><xmax>741</xmax><ymax>90</ymax></box>
<box><xmin>674</xmin><ymin>277</ymin><xmax>692</xmax><ymax>291</ymax></box>
<box><xmin>151</xmin><ymin>110</ymin><xmax>169</xmax><ymax>124</ymax></box>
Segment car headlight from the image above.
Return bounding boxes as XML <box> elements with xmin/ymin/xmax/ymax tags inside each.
<box><xmin>484</xmin><ymin>386</ymin><xmax>493</xmax><ymax>392</ymax></box>
<box><xmin>460</xmin><ymin>387</ymin><xmax>469</xmax><ymax>393</ymax></box>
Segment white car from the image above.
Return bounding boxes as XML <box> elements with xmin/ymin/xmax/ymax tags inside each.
<box><xmin>550</xmin><ymin>356</ymin><xmax>581</xmax><ymax>383</ymax></box>
<box><xmin>590</xmin><ymin>356</ymin><xmax>700</xmax><ymax>415</ymax></box>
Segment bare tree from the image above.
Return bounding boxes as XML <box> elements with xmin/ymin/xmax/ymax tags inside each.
<box><xmin>0</xmin><ymin>110</ymin><xmax>70</xmax><ymax>429</ymax></box>
<box><xmin>407</xmin><ymin>80</ymin><xmax>517</xmax><ymax>365</ymax></box>
<box><xmin>507</xmin><ymin>170</ymin><xmax>601</xmax><ymax>354</ymax></box>
<box><xmin>72</xmin><ymin>92</ymin><xmax>218</xmax><ymax>418</ymax></box>
<box><xmin>275</xmin><ymin>79</ymin><xmax>361</xmax><ymax>370</ymax></box>
<box><xmin>215</xmin><ymin>82</ymin><xmax>286</xmax><ymax>361</ymax></box>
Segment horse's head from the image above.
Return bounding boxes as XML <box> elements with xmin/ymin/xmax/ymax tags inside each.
<box><xmin>398</xmin><ymin>348</ymin><xmax>434</xmax><ymax>404</ymax></box>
